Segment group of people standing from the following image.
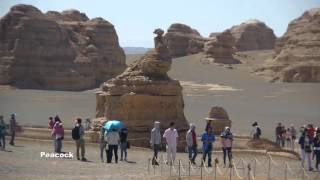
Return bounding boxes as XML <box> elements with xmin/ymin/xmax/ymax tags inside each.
<box><xmin>275</xmin><ymin>123</ymin><xmax>297</xmax><ymax>150</ymax></box>
<box><xmin>298</xmin><ymin>124</ymin><xmax>320</xmax><ymax>171</ymax></box>
<box><xmin>150</xmin><ymin>121</ymin><xmax>233</xmax><ymax>168</ymax></box>
<box><xmin>99</xmin><ymin>125</ymin><xmax>128</xmax><ymax>163</ymax></box>
<box><xmin>0</xmin><ymin>113</ymin><xmax>18</xmax><ymax>150</ymax></box>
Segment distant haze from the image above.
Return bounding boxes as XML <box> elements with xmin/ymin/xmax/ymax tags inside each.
<box><xmin>122</xmin><ymin>47</ymin><xmax>151</xmax><ymax>55</ymax></box>
<box><xmin>0</xmin><ymin>0</ymin><xmax>319</xmax><ymax>47</ymax></box>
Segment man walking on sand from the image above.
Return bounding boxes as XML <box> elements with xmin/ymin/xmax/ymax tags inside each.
<box><xmin>72</xmin><ymin>118</ymin><xmax>86</xmax><ymax>161</ymax></box>
<box><xmin>186</xmin><ymin>123</ymin><xmax>197</xmax><ymax>164</ymax></box>
<box><xmin>150</xmin><ymin>121</ymin><xmax>161</xmax><ymax>165</ymax></box>
<box><xmin>163</xmin><ymin>122</ymin><xmax>179</xmax><ymax>165</ymax></box>
<box><xmin>9</xmin><ymin>113</ymin><xmax>17</xmax><ymax>146</ymax></box>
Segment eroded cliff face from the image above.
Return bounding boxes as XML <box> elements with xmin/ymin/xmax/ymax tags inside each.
<box><xmin>96</xmin><ymin>29</ymin><xmax>189</xmax><ymax>149</ymax></box>
<box><xmin>260</xmin><ymin>8</ymin><xmax>320</xmax><ymax>82</ymax></box>
<box><xmin>230</xmin><ymin>19</ymin><xmax>276</xmax><ymax>51</ymax></box>
<box><xmin>164</xmin><ymin>23</ymin><xmax>207</xmax><ymax>57</ymax></box>
<box><xmin>0</xmin><ymin>4</ymin><xmax>126</xmax><ymax>90</ymax></box>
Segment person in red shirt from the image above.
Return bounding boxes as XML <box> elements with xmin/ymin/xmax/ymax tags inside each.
<box><xmin>186</xmin><ymin>124</ymin><xmax>197</xmax><ymax>164</ymax></box>
<box><xmin>48</xmin><ymin>117</ymin><xmax>54</xmax><ymax>129</ymax></box>
<box><xmin>307</xmin><ymin>124</ymin><xmax>315</xmax><ymax>140</ymax></box>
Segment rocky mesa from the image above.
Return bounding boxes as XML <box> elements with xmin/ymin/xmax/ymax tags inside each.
<box><xmin>0</xmin><ymin>4</ymin><xmax>126</xmax><ymax>90</ymax></box>
<box><xmin>230</xmin><ymin>19</ymin><xmax>276</xmax><ymax>51</ymax></box>
<box><xmin>260</xmin><ymin>8</ymin><xmax>320</xmax><ymax>82</ymax></box>
<box><xmin>164</xmin><ymin>23</ymin><xmax>207</xmax><ymax>57</ymax></box>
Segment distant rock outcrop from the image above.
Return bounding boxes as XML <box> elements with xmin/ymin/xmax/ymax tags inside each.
<box><xmin>0</xmin><ymin>4</ymin><xmax>126</xmax><ymax>90</ymax></box>
<box><xmin>203</xmin><ymin>30</ymin><xmax>241</xmax><ymax>64</ymax></box>
<box><xmin>164</xmin><ymin>23</ymin><xmax>207</xmax><ymax>57</ymax></box>
<box><xmin>230</xmin><ymin>19</ymin><xmax>276</xmax><ymax>51</ymax></box>
<box><xmin>260</xmin><ymin>8</ymin><xmax>320</xmax><ymax>82</ymax></box>
<box><xmin>96</xmin><ymin>29</ymin><xmax>189</xmax><ymax>148</ymax></box>
<box><xmin>205</xmin><ymin>106</ymin><xmax>232</xmax><ymax>135</ymax></box>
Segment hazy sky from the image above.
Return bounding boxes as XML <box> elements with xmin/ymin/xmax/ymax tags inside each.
<box><xmin>1</xmin><ymin>0</ymin><xmax>319</xmax><ymax>47</ymax></box>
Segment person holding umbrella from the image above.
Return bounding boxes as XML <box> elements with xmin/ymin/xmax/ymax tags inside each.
<box><xmin>106</xmin><ymin>128</ymin><xmax>120</xmax><ymax>163</ymax></box>
<box><xmin>104</xmin><ymin>120</ymin><xmax>125</xmax><ymax>163</ymax></box>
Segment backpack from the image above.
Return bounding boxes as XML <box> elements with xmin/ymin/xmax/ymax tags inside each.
<box><xmin>256</xmin><ymin>127</ymin><xmax>262</xmax><ymax>136</ymax></box>
<box><xmin>72</xmin><ymin>126</ymin><xmax>80</xmax><ymax>140</ymax></box>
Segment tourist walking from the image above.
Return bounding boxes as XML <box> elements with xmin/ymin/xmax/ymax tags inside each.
<box><xmin>51</xmin><ymin>122</ymin><xmax>64</xmax><ymax>153</ymax></box>
<box><xmin>9</xmin><ymin>113</ymin><xmax>17</xmax><ymax>146</ymax></box>
<box><xmin>201</xmin><ymin>127</ymin><xmax>215</xmax><ymax>167</ymax></box>
<box><xmin>163</xmin><ymin>122</ymin><xmax>179</xmax><ymax>164</ymax></box>
<box><xmin>298</xmin><ymin>128</ymin><xmax>313</xmax><ymax>171</ymax></box>
<box><xmin>186</xmin><ymin>123</ymin><xmax>197</xmax><ymax>164</ymax></box>
<box><xmin>250</xmin><ymin>122</ymin><xmax>261</xmax><ymax>139</ymax></box>
<box><xmin>119</xmin><ymin>128</ymin><xmax>128</xmax><ymax>161</ymax></box>
<box><xmin>72</xmin><ymin>118</ymin><xmax>87</xmax><ymax>161</ymax></box>
<box><xmin>0</xmin><ymin>116</ymin><xmax>7</xmax><ymax>150</ymax></box>
<box><xmin>48</xmin><ymin>117</ymin><xmax>54</xmax><ymax>129</ymax></box>
<box><xmin>313</xmin><ymin>128</ymin><xmax>320</xmax><ymax>171</ymax></box>
<box><xmin>285</xmin><ymin>128</ymin><xmax>292</xmax><ymax>149</ymax></box>
<box><xmin>221</xmin><ymin>127</ymin><xmax>233</xmax><ymax>167</ymax></box>
<box><xmin>275</xmin><ymin>123</ymin><xmax>284</xmax><ymax>146</ymax></box>
<box><xmin>290</xmin><ymin>124</ymin><xmax>297</xmax><ymax>151</ymax></box>
<box><xmin>99</xmin><ymin>123</ymin><xmax>107</xmax><ymax>162</ymax></box>
<box><xmin>106</xmin><ymin>128</ymin><xmax>120</xmax><ymax>163</ymax></box>
<box><xmin>150</xmin><ymin>121</ymin><xmax>161</xmax><ymax>165</ymax></box>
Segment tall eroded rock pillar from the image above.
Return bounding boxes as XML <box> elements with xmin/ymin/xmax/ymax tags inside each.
<box><xmin>96</xmin><ymin>29</ymin><xmax>189</xmax><ymax>148</ymax></box>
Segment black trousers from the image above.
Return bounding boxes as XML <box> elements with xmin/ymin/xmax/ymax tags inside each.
<box><xmin>107</xmin><ymin>145</ymin><xmax>118</xmax><ymax>163</ymax></box>
<box><xmin>222</xmin><ymin>147</ymin><xmax>232</xmax><ymax>165</ymax></box>
<box><xmin>315</xmin><ymin>150</ymin><xmax>320</xmax><ymax>169</ymax></box>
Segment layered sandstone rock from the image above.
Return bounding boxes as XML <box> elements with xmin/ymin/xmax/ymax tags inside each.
<box><xmin>96</xmin><ymin>29</ymin><xmax>189</xmax><ymax>148</ymax></box>
<box><xmin>164</xmin><ymin>23</ymin><xmax>207</xmax><ymax>57</ymax></box>
<box><xmin>203</xmin><ymin>30</ymin><xmax>241</xmax><ymax>64</ymax></box>
<box><xmin>230</xmin><ymin>19</ymin><xmax>276</xmax><ymax>51</ymax></box>
<box><xmin>205</xmin><ymin>106</ymin><xmax>232</xmax><ymax>135</ymax></box>
<box><xmin>0</xmin><ymin>4</ymin><xmax>125</xmax><ymax>90</ymax></box>
<box><xmin>261</xmin><ymin>8</ymin><xmax>320</xmax><ymax>82</ymax></box>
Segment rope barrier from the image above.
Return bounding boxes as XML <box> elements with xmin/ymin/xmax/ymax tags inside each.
<box><xmin>232</xmin><ymin>162</ymin><xmax>244</xmax><ymax>180</ymax></box>
<box><xmin>188</xmin><ymin>160</ymin><xmax>197</xmax><ymax>172</ymax></box>
<box><xmin>268</xmin><ymin>153</ymin><xmax>280</xmax><ymax>166</ymax></box>
<box><xmin>250</xmin><ymin>171</ymin><xmax>256</xmax><ymax>180</ymax></box>
<box><xmin>201</xmin><ymin>159</ymin><xmax>213</xmax><ymax>174</ymax></box>
<box><xmin>179</xmin><ymin>160</ymin><xmax>187</xmax><ymax>173</ymax></box>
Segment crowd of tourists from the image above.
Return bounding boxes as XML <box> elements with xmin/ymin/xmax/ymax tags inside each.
<box><xmin>150</xmin><ymin>121</ymin><xmax>233</xmax><ymax>168</ymax></box>
<box><xmin>1</xmin><ymin>113</ymin><xmax>319</xmax><ymax>172</ymax></box>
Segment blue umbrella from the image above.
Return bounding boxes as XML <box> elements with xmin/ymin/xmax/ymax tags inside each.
<box><xmin>103</xmin><ymin>120</ymin><xmax>125</xmax><ymax>131</ymax></box>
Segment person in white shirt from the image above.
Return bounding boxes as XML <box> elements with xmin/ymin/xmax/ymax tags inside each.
<box><xmin>163</xmin><ymin>122</ymin><xmax>179</xmax><ymax>164</ymax></box>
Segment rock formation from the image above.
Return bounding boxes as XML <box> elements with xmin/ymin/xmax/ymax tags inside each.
<box><xmin>205</xmin><ymin>106</ymin><xmax>232</xmax><ymax>135</ymax></box>
<box><xmin>230</xmin><ymin>19</ymin><xmax>276</xmax><ymax>51</ymax></box>
<box><xmin>260</xmin><ymin>8</ymin><xmax>320</xmax><ymax>82</ymax></box>
<box><xmin>203</xmin><ymin>30</ymin><xmax>241</xmax><ymax>64</ymax></box>
<box><xmin>0</xmin><ymin>4</ymin><xmax>126</xmax><ymax>90</ymax></box>
<box><xmin>96</xmin><ymin>29</ymin><xmax>189</xmax><ymax>148</ymax></box>
<box><xmin>164</xmin><ymin>23</ymin><xmax>207</xmax><ymax>57</ymax></box>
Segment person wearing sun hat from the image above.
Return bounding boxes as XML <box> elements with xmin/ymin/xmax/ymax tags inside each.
<box><xmin>313</xmin><ymin>128</ymin><xmax>320</xmax><ymax>171</ymax></box>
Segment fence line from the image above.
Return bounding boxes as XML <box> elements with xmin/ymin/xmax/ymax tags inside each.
<box><xmin>147</xmin><ymin>152</ymin><xmax>315</xmax><ymax>180</ymax></box>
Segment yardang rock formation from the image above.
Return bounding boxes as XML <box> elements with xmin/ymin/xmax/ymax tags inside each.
<box><xmin>0</xmin><ymin>4</ymin><xmax>126</xmax><ymax>90</ymax></box>
<box><xmin>164</xmin><ymin>23</ymin><xmax>206</xmax><ymax>57</ymax></box>
<box><xmin>261</xmin><ymin>8</ymin><xmax>320</xmax><ymax>82</ymax></box>
<box><xmin>96</xmin><ymin>28</ymin><xmax>189</xmax><ymax>147</ymax></box>
<box><xmin>230</xmin><ymin>19</ymin><xmax>276</xmax><ymax>51</ymax></box>
<box><xmin>203</xmin><ymin>30</ymin><xmax>241</xmax><ymax>64</ymax></box>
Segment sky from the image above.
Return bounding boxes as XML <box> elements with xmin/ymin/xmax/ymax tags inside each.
<box><xmin>1</xmin><ymin>0</ymin><xmax>319</xmax><ymax>47</ymax></box>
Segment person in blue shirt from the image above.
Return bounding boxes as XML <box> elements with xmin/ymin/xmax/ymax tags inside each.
<box><xmin>201</xmin><ymin>127</ymin><xmax>215</xmax><ymax>167</ymax></box>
